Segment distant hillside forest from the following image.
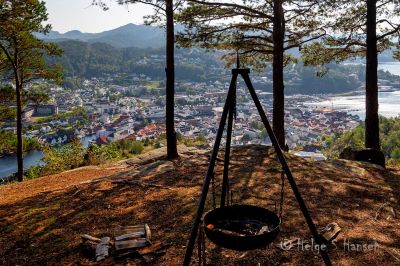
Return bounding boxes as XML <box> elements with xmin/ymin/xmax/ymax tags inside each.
<box><xmin>46</xmin><ymin>40</ymin><xmax>400</xmax><ymax>95</ymax></box>
<box><xmin>45</xmin><ymin>40</ymin><xmax>222</xmax><ymax>83</ymax></box>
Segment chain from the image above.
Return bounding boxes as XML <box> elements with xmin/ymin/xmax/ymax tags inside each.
<box><xmin>233</xmin><ymin>94</ymin><xmax>237</xmax><ymax>120</ymax></box>
<box><xmin>197</xmin><ymin>225</ymin><xmax>202</xmax><ymax>266</ymax></box>
<box><xmin>228</xmin><ymin>93</ymin><xmax>236</xmax><ymax>207</ymax></box>
<box><xmin>211</xmin><ymin>171</ymin><xmax>216</xmax><ymax>209</ymax></box>
<box><xmin>197</xmin><ymin>225</ymin><xmax>206</xmax><ymax>266</ymax></box>
<box><xmin>226</xmin><ymin>180</ymin><xmax>230</xmax><ymax>206</ymax></box>
<box><xmin>279</xmin><ymin>171</ymin><xmax>285</xmax><ymax>220</ymax></box>
<box><xmin>201</xmin><ymin>227</ymin><xmax>206</xmax><ymax>266</ymax></box>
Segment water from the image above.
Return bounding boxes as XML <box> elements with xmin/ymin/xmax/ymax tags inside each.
<box><xmin>379</xmin><ymin>62</ymin><xmax>400</xmax><ymax>76</ymax></box>
<box><xmin>305</xmin><ymin>62</ymin><xmax>400</xmax><ymax>120</ymax></box>
<box><xmin>2</xmin><ymin>63</ymin><xmax>399</xmax><ymax>179</ymax></box>
<box><xmin>304</xmin><ymin>91</ymin><xmax>400</xmax><ymax>120</ymax></box>
<box><xmin>0</xmin><ymin>134</ymin><xmax>96</xmax><ymax>179</ymax></box>
<box><xmin>0</xmin><ymin>150</ymin><xmax>44</xmax><ymax>179</ymax></box>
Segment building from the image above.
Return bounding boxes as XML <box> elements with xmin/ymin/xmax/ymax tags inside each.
<box><xmin>34</xmin><ymin>104</ymin><xmax>58</xmax><ymax>116</ymax></box>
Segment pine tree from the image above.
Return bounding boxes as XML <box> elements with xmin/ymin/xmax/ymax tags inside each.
<box><xmin>0</xmin><ymin>0</ymin><xmax>62</xmax><ymax>182</ymax></box>
<box><xmin>302</xmin><ymin>0</ymin><xmax>400</xmax><ymax>150</ymax></box>
<box><xmin>176</xmin><ymin>0</ymin><xmax>328</xmax><ymax>149</ymax></box>
<box><xmin>93</xmin><ymin>0</ymin><xmax>179</xmax><ymax>159</ymax></box>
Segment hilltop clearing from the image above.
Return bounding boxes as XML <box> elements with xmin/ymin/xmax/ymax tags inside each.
<box><xmin>0</xmin><ymin>145</ymin><xmax>399</xmax><ymax>265</ymax></box>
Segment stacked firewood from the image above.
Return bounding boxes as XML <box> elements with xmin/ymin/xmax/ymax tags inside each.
<box><xmin>81</xmin><ymin>224</ymin><xmax>169</xmax><ymax>263</ymax></box>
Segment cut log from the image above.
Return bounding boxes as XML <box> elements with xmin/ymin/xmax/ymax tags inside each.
<box><xmin>213</xmin><ymin>228</ymin><xmax>246</xmax><ymax>237</ymax></box>
<box><xmin>117</xmin><ymin>225</ymin><xmax>146</xmax><ymax>234</ymax></box>
<box><xmin>144</xmin><ymin>224</ymin><xmax>151</xmax><ymax>241</ymax></box>
<box><xmin>115</xmin><ymin>238</ymin><xmax>150</xmax><ymax>251</ymax></box>
<box><xmin>138</xmin><ymin>242</ymin><xmax>170</xmax><ymax>256</ymax></box>
<box><xmin>95</xmin><ymin>237</ymin><xmax>110</xmax><ymax>261</ymax></box>
<box><xmin>319</xmin><ymin>222</ymin><xmax>341</xmax><ymax>243</ymax></box>
<box><xmin>115</xmin><ymin>224</ymin><xmax>151</xmax><ymax>241</ymax></box>
<box><xmin>115</xmin><ymin>232</ymin><xmax>144</xmax><ymax>241</ymax></box>
<box><xmin>81</xmin><ymin>234</ymin><xmax>101</xmax><ymax>243</ymax></box>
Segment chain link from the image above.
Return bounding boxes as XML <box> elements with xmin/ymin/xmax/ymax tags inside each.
<box><xmin>279</xmin><ymin>171</ymin><xmax>285</xmax><ymax>220</ymax></box>
<box><xmin>211</xmin><ymin>171</ymin><xmax>216</xmax><ymax>209</ymax></box>
<box><xmin>197</xmin><ymin>225</ymin><xmax>206</xmax><ymax>266</ymax></box>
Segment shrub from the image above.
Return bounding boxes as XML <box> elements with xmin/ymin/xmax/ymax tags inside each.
<box><xmin>40</xmin><ymin>139</ymin><xmax>86</xmax><ymax>176</ymax></box>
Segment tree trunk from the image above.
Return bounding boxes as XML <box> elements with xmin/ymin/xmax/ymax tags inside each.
<box><xmin>165</xmin><ymin>0</ymin><xmax>178</xmax><ymax>159</ymax></box>
<box><xmin>365</xmin><ymin>0</ymin><xmax>380</xmax><ymax>149</ymax></box>
<box><xmin>16</xmin><ymin>82</ymin><xmax>24</xmax><ymax>182</ymax></box>
<box><xmin>272</xmin><ymin>0</ymin><xmax>286</xmax><ymax>150</ymax></box>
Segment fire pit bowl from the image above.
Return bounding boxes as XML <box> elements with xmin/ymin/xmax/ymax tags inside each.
<box><xmin>203</xmin><ymin>204</ymin><xmax>280</xmax><ymax>251</ymax></box>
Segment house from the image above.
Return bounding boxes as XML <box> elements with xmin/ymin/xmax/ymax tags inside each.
<box><xmin>293</xmin><ymin>151</ymin><xmax>326</xmax><ymax>161</ymax></box>
<box><xmin>96</xmin><ymin>135</ymin><xmax>109</xmax><ymax>146</ymax></box>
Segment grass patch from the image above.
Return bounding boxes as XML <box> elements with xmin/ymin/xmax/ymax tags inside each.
<box><xmin>146</xmin><ymin>80</ymin><xmax>161</xmax><ymax>89</ymax></box>
<box><xmin>77</xmin><ymin>209</ymin><xmax>91</xmax><ymax>219</ymax></box>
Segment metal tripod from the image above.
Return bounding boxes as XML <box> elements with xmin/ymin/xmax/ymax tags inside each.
<box><xmin>182</xmin><ymin>67</ymin><xmax>332</xmax><ymax>266</ymax></box>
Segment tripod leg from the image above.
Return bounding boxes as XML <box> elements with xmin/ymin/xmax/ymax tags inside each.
<box><xmin>220</xmin><ymin>89</ymin><xmax>235</xmax><ymax>207</ymax></box>
<box><xmin>183</xmin><ymin>73</ymin><xmax>238</xmax><ymax>266</ymax></box>
<box><xmin>241</xmin><ymin>73</ymin><xmax>332</xmax><ymax>266</ymax></box>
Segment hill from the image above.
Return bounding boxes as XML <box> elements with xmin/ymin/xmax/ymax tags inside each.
<box><xmin>46</xmin><ymin>40</ymin><xmax>218</xmax><ymax>81</ymax></box>
<box><xmin>0</xmin><ymin>145</ymin><xmax>399</xmax><ymax>265</ymax></box>
<box><xmin>37</xmin><ymin>23</ymin><xmax>166</xmax><ymax>48</ymax></box>
<box><xmin>37</xmin><ymin>23</ymin><xmax>399</xmax><ymax>62</ymax></box>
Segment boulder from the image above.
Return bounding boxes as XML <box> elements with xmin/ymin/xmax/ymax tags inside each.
<box><xmin>339</xmin><ymin>147</ymin><xmax>385</xmax><ymax>168</ymax></box>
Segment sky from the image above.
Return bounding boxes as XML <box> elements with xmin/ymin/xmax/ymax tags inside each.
<box><xmin>43</xmin><ymin>0</ymin><xmax>153</xmax><ymax>33</ymax></box>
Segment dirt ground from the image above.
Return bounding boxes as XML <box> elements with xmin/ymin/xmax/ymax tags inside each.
<box><xmin>0</xmin><ymin>145</ymin><xmax>399</xmax><ymax>266</ymax></box>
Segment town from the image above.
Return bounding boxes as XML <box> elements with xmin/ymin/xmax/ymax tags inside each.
<box><xmin>1</xmin><ymin>66</ymin><xmax>365</xmax><ymax>156</ymax></box>
<box><xmin>3</xmin><ymin>49</ymin><xmax>400</xmax><ymax>163</ymax></box>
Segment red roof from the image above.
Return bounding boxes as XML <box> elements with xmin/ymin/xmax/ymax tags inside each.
<box><xmin>96</xmin><ymin>135</ymin><xmax>109</xmax><ymax>145</ymax></box>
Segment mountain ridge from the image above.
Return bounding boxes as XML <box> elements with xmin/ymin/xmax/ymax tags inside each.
<box><xmin>37</xmin><ymin>23</ymin><xmax>398</xmax><ymax>61</ymax></box>
<box><xmin>37</xmin><ymin>23</ymin><xmax>166</xmax><ymax>48</ymax></box>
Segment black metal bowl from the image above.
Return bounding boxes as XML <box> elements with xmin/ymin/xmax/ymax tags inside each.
<box><xmin>203</xmin><ymin>204</ymin><xmax>280</xmax><ymax>251</ymax></box>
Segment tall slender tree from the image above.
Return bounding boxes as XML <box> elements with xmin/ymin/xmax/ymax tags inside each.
<box><xmin>302</xmin><ymin>0</ymin><xmax>400</xmax><ymax>150</ymax></box>
<box><xmin>0</xmin><ymin>0</ymin><xmax>62</xmax><ymax>182</ymax></box>
<box><xmin>93</xmin><ymin>0</ymin><xmax>179</xmax><ymax>159</ymax></box>
<box><xmin>177</xmin><ymin>0</ymin><xmax>328</xmax><ymax>149</ymax></box>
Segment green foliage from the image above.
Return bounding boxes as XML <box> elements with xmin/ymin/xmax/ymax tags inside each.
<box><xmin>40</xmin><ymin>139</ymin><xmax>86</xmax><ymax>176</ymax></box>
<box><xmin>0</xmin><ymin>0</ymin><xmax>63</xmax><ymax>181</ymax></box>
<box><xmin>0</xmin><ymin>106</ymin><xmax>16</xmax><ymax>121</ymax></box>
<box><xmin>0</xmin><ymin>0</ymin><xmax>63</xmax><ymax>86</ymax></box>
<box><xmin>0</xmin><ymin>85</ymin><xmax>15</xmax><ymax>102</ymax></box>
<box><xmin>0</xmin><ymin>130</ymin><xmax>41</xmax><ymax>156</ymax></box>
<box><xmin>118</xmin><ymin>139</ymin><xmax>144</xmax><ymax>155</ymax></box>
<box><xmin>25</xmin><ymin>165</ymin><xmax>43</xmax><ymax>180</ymax></box>
<box><xmin>288</xmin><ymin>63</ymin><xmax>362</xmax><ymax>94</ymax></box>
<box><xmin>322</xmin><ymin>117</ymin><xmax>400</xmax><ymax>164</ymax></box>
<box><xmin>176</xmin><ymin>0</ymin><xmax>326</xmax><ymax>69</ymax></box>
<box><xmin>251</xmin><ymin>121</ymin><xmax>264</xmax><ymax>131</ymax></box>
<box><xmin>177</xmin><ymin>133</ymin><xmax>209</xmax><ymax>147</ymax></box>
<box><xmin>46</xmin><ymin>41</ymin><xmax>209</xmax><ymax>81</ymax></box>
<box><xmin>25</xmin><ymin>87</ymin><xmax>50</xmax><ymax>106</ymax></box>
<box><xmin>26</xmin><ymin>138</ymin><xmax>147</xmax><ymax>179</ymax></box>
<box><xmin>84</xmin><ymin>143</ymin><xmax>123</xmax><ymax>166</ymax></box>
<box><xmin>301</xmin><ymin>1</ymin><xmax>400</xmax><ymax>66</ymax></box>
<box><xmin>394</xmin><ymin>45</ymin><xmax>400</xmax><ymax>61</ymax></box>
